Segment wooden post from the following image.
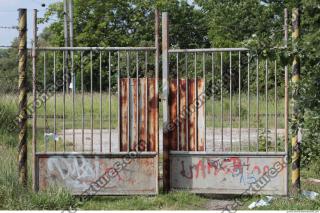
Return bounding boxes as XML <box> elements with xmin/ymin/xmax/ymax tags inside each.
<box><xmin>162</xmin><ymin>12</ymin><xmax>170</xmax><ymax>192</ymax></box>
<box><xmin>18</xmin><ymin>8</ymin><xmax>28</xmax><ymax>187</ymax></box>
<box><xmin>291</xmin><ymin>7</ymin><xmax>301</xmax><ymax>194</ymax></box>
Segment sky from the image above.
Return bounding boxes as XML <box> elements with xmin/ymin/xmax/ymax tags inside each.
<box><xmin>0</xmin><ymin>0</ymin><xmax>61</xmax><ymax>46</ymax></box>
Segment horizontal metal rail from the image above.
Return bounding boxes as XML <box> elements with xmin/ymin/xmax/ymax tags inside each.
<box><xmin>169</xmin><ymin>151</ymin><xmax>286</xmax><ymax>156</ymax></box>
<box><xmin>36</xmin><ymin>152</ymin><xmax>158</xmax><ymax>157</ymax></box>
<box><xmin>37</xmin><ymin>46</ymin><xmax>156</xmax><ymax>51</ymax></box>
<box><xmin>168</xmin><ymin>48</ymin><xmax>249</xmax><ymax>53</ymax></box>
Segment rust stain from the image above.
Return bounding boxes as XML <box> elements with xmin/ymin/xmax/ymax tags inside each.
<box><xmin>120</xmin><ymin>78</ymin><xmax>158</xmax><ymax>152</ymax></box>
<box><xmin>139</xmin><ymin>78</ymin><xmax>147</xmax><ymax>151</ymax></box>
<box><xmin>188</xmin><ymin>79</ymin><xmax>196</xmax><ymax>151</ymax></box>
<box><xmin>120</xmin><ymin>79</ymin><xmax>129</xmax><ymax>152</ymax></box>
<box><xmin>169</xmin><ymin>80</ymin><xmax>178</xmax><ymax>150</ymax></box>
<box><xmin>179</xmin><ymin>79</ymin><xmax>188</xmax><ymax>151</ymax></box>
<box><xmin>148</xmin><ymin>78</ymin><xmax>157</xmax><ymax>152</ymax></box>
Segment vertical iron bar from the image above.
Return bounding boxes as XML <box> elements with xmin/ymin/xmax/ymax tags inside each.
<box><xmin>81</xmin><ymin>52</ymin><xmax>84</xmax><ymax>152</ymax></box>
<box><xmin>275</xmin><ymin>60</ymin><xmax>278</xmax><ymax>152</ymax></box>
<box><xmin>185</xmin><ymin>53</ymin><xmax>189</xmax><ymax>151</ymax></box>
<box><xmin>194</xmin><ymin>53</ymin><xmax>198</xmax><ymax>151</ymax></box>
<box><xmin>176</xmin><ymin>53</ymin><xmax>180</xmax><ymax>151</ymax></box>
<box><xmin>53</xmin><ymin>51</ymin><xmax>56</xmax><ymax>151</ymax></box>
<box><xmin>136</xmin><ymin>52</ymin><xmax>139</xmax><ymax>151</ymax></box>
<box><xmin>43</xmin><ymin>52</ymin><xmax>47</xmax><ymax>152</ymax></box>
<box><xmin>90</xmin><ymin>51</ymin><xmax>93</xmax><ymax>152</ymax></box>
<box><xmin>127</xmin><ymin>51</ymin><xmax>130</xmax><ymax>152</ymax></box>
<box><xmin>247</xmin><ymin>53</ymin><xmax>250</xmax><ymax>151</ymax></box>
<box><xmin>284</xmin><ymin>8</ymin><xmax>289</xmax><ymax>155</ymax></box>
<box><xmin>109</xmin><ymin>52</ymin><xmax>112</xmax><ymax>152</ymax></box>
<box><xmin>265</xmin><ymin>60</ymin><xmax>268</xmax><ymax>152</ymax></box>
<box><xmin>229</xmin><ymin>52</ymin><xmax>232</xmax><ymax>151</ymax></box>
<box><xmin>238</xmin><ymin>51</ymin><xmax>241</xmax><ymax>151</ymax></box>
<box><xmin>256</xmin><ymin>57</ymin><xmax>259</xmax><ymax>151</ymax></box>
<box><xmin>100</xmin><ymin>52</ymin><xmax>102</xmax><ymax>152</ymax></box>
<box><xmin>117</xmin><ymin>51</ymin><xmax>121</xmax><ymax>151</ymax></box>
<box><xmin>145</xmin><ymin>51</ymin><xmax>148</xmax><ymax>151</ymax></box>
<box><xmin>203</xmin><ymin>52</ymin><xmax>206</xmax><ymax>151</ymax></box>
<box><xmin>212</xmin><ymin>52</ymin><xmax>215</xmax><ymax>151</ymax></box>
<box><xmin>63</xmin><ymin>51</ymin><xmax>66</xmax><ymax>151</ymax></box>
<box><xmin>220</xmin><ymin>52</ymin><xmax>224</xmax><ymax>151</ymax></box>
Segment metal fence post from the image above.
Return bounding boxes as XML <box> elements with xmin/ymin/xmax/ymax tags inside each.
<box><xmin>284</xmin><ymin>8</ymin><xmax>289</xmax><ymax>196</ymax></box>
<box><xmin>18</xmin><ymin>8</ymin><xmax>28</xmax><ymax>187</ymax></box>
<box><xmin>162</xmin><ymin>12</ymin><xmax>170</xmax><ymax>192</ymax></box>
<box><xmin>155</xmin><ymin>8</ymin><xmax>160</xmax><ymax>193</ymax></box>
<box><xmin>32</xmin><ymin>9</ymin><xmax>38</xmax><ymax>191</ymax></box>
<box><xmin>291</xmin><ymin>7</ymin><xmax>301</xmax><ymax>194</ymax></box>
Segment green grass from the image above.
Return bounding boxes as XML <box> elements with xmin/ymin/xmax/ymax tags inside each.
<box><xmin>237</xmin><ymin>161</ymin><xmax>320</xmax><ymax>210</ymax></box>
<box><xmin>2</xmin><ymin>92</ymin><xmax>318</xmax><ymax>210</ymax></box>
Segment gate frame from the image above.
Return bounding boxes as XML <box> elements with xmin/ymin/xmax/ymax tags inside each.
<box><xmin>31</xmin><ymin>9</ymin><xmax>161</xmax><ymax>195</ymax></box>
<box><xmin>161</xmin><ymin>11</ymin><xmax>289</xmax><ymax>195</ymax></box>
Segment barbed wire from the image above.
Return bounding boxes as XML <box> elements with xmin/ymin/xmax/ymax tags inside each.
<box><xmin>0</xmin><ymin>26</ymin><xmax>18</xmax><ymax>30</ymax></box>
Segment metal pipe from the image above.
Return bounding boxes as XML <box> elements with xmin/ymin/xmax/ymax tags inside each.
<box><xmin>90</xmin><ymin>51</ymin><xmax>93</xmax><ymax>152</ymax></box>
<box><xmin>32</xmin><ymin>8</ymin><xmax>38</xmax><ymax>191</ymax></box>
<box><xmin>229</xmin><ymin>52</ymin><xmax>232</xmax><ymax>151</ymax></box>
<box><xmin>136</xmin><ymin>52</ymin><xmax>139</xmax><ymax>151</ymax></box>
<box><xmin>238</xmin><ymin>51</ymin><xmax>241</xmax><ymax>151</ymax></box>
<box><xmin>275</xmin><ymin>60</ymin><xmax>278</xmax><ymax>152</ymax></box>
<box><xmin>247</xmin><ymin>53</ymin><xmax>250</xmax><ymax>151</ymax></box>
<box><xmin>265</xmin><ymin>60</ymin><xmax>268</xmax><ymax>152</ymax></box>
<box><xmin>169</xmin><ymin>48</ymin><xmax>249</xmax><ymax>53</ymax></box>
<box><xmin>212</xmin><ymin>52</ymin><xmax>215</xmax><ymax>151</ymax></box>
<box><xmin>194</xmin><ymin>53</ymin><xmax>198</xmax><ymax>151</ymax></box>
<box><xmin>53</xmin><ymin>51</ymin><xmax>56</xmax><ymax>151</ymax></box>
<box><xmin>62</xmin><ymin>51</ymin><xmax>66</xmax><ymax>151</ymax></box>
<box><xmin>162</xmin><ymin>12</ymin><xmax>170</xmax><ymax>192</ymax></box>
<box><xmin>43</xmin><ymin>52</ymin><xmax>47</xmax><ymax>152</ymax></box>
<box><xmin>220</xmin><ymin>52</ymin><xmax>224</xmax><ymax>151</ymax></box>
<box><xmin>176</xmin><ymin>53</ymin><xmax>180</xmax><ymax>151</ymax></box>
<box><xmin>256</xmin><ymin>57</ymin><xmax>259</xmax><ymax>151</ymax></box>
<box><xmin>117</xmin><ymin>51</ymin><xmax>121</xmax><ymax>152</ymax></box>
<box><xmin>37</xmin><ymin>47</ymin><xmax>156</xmax><ymax>51</ymax></box>
<box><xmin>203</xmin><ymin>52</ymin><xmax>206</xmax><ymax>151</ymax></box>
<box><xmin>109</xmin><ymin>52</ymin><xmax>112</xmax><ymax>152</ymax></box>
<box><xmin>100</xmin><ymin>52</ymin><xmax>102</xmax><ymax>152</ymax></box>
<box><xmin>81</xmin><ymin>52</ymin><xmax>84</xmax><ymax>152</ymax></box>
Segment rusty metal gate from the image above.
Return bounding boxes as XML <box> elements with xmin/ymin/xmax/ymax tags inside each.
<box><xmin>162</xmin><ymin>13</ymin><xmax>289</xmax><ymax>195</ymax></box>
<box><xmin>32</xmin><ymin>10</ymin><xmax>160</xmax><ymax>195</ymax></box>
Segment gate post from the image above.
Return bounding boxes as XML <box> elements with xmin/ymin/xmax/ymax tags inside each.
<box><xmin>18</xmin><ymin>8</ymin><xmax>28</xmax><ymax>187</ymax></box>
<box><xmin>162</xmin><ymin>12</ymin><xmax>170</xmax><ymax>192</ymax></box>
<box><xmin>32</xmin><ymin>9</ymin><xmax>38</xmax><ymax>191</ymax></box>
<box><xmin>291</xmin><ymin>7</ymin><xmax>301</xmax><ymax>194</ymax></box>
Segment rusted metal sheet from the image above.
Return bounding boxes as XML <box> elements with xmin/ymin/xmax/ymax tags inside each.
<box><xmin>170</xmin><ymin>152</ymin><xmax>287</xmax><ymax>195</ymax></box>
<box><xmin>188</xmin><ymin>80</ymin><xmax>196</xmax><ymax>151</ymax></box>
<box><xmin>120</xmin><ymin>78</ymin><xmax>157</xmax><ymax>152</ymax></box>
<box><xmin>37</xmin><ymin>153</ymin><xmax>158</xmax><ymax>195</ymax></box>
<box><xmin>179</xmin><ymin>79</ymin><xmax>188</xmax><ymax>151</ymax></box>
<box><xmin>197</xmin><ymin>80</ymin><xmax>205</xmax><ymax>151</ymax></box>
<box><xmin>168</xmin><ymin>79</ymin><xmax>205</xmax><ymax>151</ymax></box>
<box><xmin>120</xmin><ymin>79</ymin><xmax>129</xmax><ymax>152</ymax></box>
<box><xmin>168</xmin><ymin>80</ymin><xmax>178</xmax><ymax>150</ymax></box>
<box><xmin>147</xmin><ymin>78</ymin><xmax>157</xmax><ymax>152</ymax></box>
